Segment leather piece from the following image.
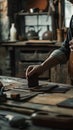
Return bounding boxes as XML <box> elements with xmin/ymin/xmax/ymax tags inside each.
<box><xmin>50</xmin><ymin>86</ymin><xmax>70</xmax><ymax>93</ymax></box>
<box><xmin>57</xmin><ymin>98</ymin><xmax>73</xmax><ymax>108</ymax></box>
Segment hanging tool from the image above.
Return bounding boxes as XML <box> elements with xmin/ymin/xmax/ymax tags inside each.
<box><xmin>47</xmin><ymin>0</ymin><xmax>56</xmax><ymax>18</ymax></box>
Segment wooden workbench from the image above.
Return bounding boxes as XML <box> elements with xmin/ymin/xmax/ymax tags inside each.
<box><xmin>0</xmin><ymin>75</ymin><xmax>73</xmax><ymax>129</ymax></box>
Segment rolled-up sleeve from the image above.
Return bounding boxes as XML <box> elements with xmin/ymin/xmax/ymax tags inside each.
<box><xmin>49</xmin><ymin>48</ymin><xmax>69</xmax><ymax>64</ymax></box>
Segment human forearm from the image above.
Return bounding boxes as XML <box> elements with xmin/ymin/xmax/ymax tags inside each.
<box><xmin>41</xmin><ymin>49</ymin><xmax>68</xmax><ymax>72</ymax></box>
<box><xmin>26</xmin><ymin>49</ymin><xmax>68</xmax><ymax>77</ymax></box>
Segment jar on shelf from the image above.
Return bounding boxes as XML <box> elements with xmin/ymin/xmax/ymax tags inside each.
<box><xmin>42</xmin><ymin>25</ymin><xmax>53</xmax><ymax>40</ymax></box>
<box><xmin>57</xmin><ymin>28</ymin><xmax>64</xmax><ymax>42</ymax></box>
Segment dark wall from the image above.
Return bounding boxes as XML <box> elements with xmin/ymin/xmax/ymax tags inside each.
<box><xmin>8</xmin><ymin>0</ymin><xmax>22</xmax><ymax>23</ymax></box>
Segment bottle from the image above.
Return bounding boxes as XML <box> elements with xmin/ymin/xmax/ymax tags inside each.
<box><xmin>10</xmin><ymin>23</ymin><xmax>17</xmax><ymax>41</ymax></box>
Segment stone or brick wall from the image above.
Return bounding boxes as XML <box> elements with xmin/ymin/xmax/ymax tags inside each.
<box><xmin>0</xmin><ymin>0</ymin><xmax>9</xmax><ymax>41</ymax></box>
<box><xmin>0</xmin><ymin>0</ymin><xmax>10</xmax><ymax>75</ymax></box>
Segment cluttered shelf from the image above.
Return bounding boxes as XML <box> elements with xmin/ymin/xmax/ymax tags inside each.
<box><xmin>18</xmin><ymin>12</ymin><xmax>48</xmax><ymax>16</ymax></box>
<box><xmin>1</xmin><ymin>40</ymin><xmax>61</xmax><ymax>46</ymax></box>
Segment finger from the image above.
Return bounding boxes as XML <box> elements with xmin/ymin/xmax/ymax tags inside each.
<box><xmin>28</xmin><ymin>67</ymin><xmax>36</xmax><ymax>77</ymax></box>
<box><xmin>26</xmin><ymin>66</ymin><xmax>34</xmax><ymax>78</ymax></box>
<box><xmin>69</xmin><ymin>38</ymin><xmax>73</xmax><ymax>45</ymax></box>
<box><xmin>70</xmin><ymin>45</ymin><xmax>73</xmax><ymax>48</ymax></box>
<box><xmin>26</xmin><ymin>67</ymin><xmax>31</xmax><ymax>77</ymax></box>
<box><xmin>69</xmin><ymin>45</ymin><xmax>73</xmax><ymax>51</ymax></box>
<box><xmin>25</xmin><ymin>68</ymin><xmax>29</xmax><ymax>78</ymax></box>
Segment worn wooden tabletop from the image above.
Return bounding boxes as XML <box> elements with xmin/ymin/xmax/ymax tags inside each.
<box><xmin>0</xmin><ymin>76</ymin><xmax>73</xmax><ymax>129</ymax></box>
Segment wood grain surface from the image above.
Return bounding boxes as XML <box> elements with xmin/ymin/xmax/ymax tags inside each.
<box><xmin>29</xmin><ymin>93</ymin><xmax>72</xmax><ymax>105</ymax></box>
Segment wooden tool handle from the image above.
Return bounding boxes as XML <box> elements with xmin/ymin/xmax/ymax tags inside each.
<box><xmin>0</xmin><ymin>105</ymin><xmax>34</xmax><ymax>115</ymax></box>
<box><xmin>31</xmin><ymin>111</ymin><xmax>73</xmax><ymax>129</ymax></box>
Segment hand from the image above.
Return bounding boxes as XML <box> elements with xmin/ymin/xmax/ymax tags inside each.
<box><xmin>26</xmin><ymin>64</ymin><xmax>43</xmax><ymax>78</ymax></box>
<box><xmin>69</xmin><ymin>38</ymin><xmax>73</xmax><ymax>51</ymax></box>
